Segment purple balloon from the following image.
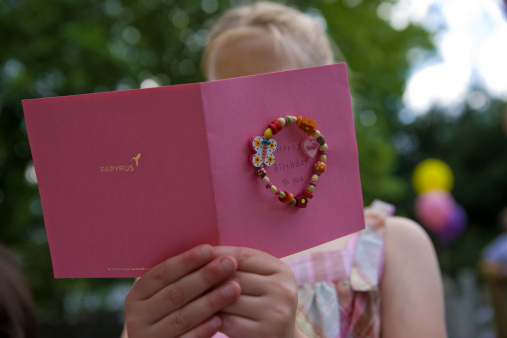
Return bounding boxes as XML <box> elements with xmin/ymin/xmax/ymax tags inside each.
<box><xmin>435</xmin><ymin>203</ymin><xmax>467</xmax><ymax>244</ymax></box>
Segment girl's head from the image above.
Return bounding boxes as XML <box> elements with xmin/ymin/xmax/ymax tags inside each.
<box><xmin>203</xmin><ymin>2</ymin><xmax>337</xmax><ymax>81</ymax></box>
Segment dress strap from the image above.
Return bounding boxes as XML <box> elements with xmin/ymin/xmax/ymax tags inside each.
<box><xmin>285</xmin><ymin>249</ymin><xmax>354</xmax><ymax>286</ymax></box>
<box><xmin>350</xmin><ymin>200</ymin><xmax>393</xmax><ymax>291</ymax></box>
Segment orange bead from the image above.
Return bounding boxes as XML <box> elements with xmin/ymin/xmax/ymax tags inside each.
<box><xmin>314</xmin><ymin>161</ymin><xmax>326</xmax><ymax>173</ymax></box>
<box><xmin>279</xmin><ymin>191</ymin><xmax>294</xmax><ymax>204</ymax></box>
<box><xmin>296</xmin><ymin>115</ymin><xmax>303</xmax><ymax>127</ymax></box>
<box><xmin>299</xmin><ymin>117</ymin><xmax>317</xmax><ymax>136</ymax></box>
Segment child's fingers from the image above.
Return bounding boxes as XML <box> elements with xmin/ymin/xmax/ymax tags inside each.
<box><xmin>146</xmin><ymin>255</ymin><xmax>239</xmax><ymax>323</ymax></box>
<box><xmin>125</xmin><ymin>257</ymin><xmax>240</xmax><ymax>338</ymax></box>
<box><xmin>219</xmin><ymin>313</ymin><xmax>258</xmax><ymax>337</ymax></box>
<box><xmin>214</xmin><ymin>246</ymin><xmax>288</xmax><ymax>275</ymax></box>
<box><xmin>232</xmin><ymin>271</ymin><xmax>267</xmax><ymax>296</ymax></box>
<box><xmin>131</xmin><ymin>244</ymin><xmax>216</xmax><ymax>300</ymax></box>
<box><xmin>153</xmin><ymin>280</ymin><xmax>241</xmax><ymax>337</ymax></box>
<box><xmin>178</xmin><ymin>316</ymin><xmax>223</xmax><ymax>338</ymax></box>
<box><xmin>220</xmin><ymin>295</ymin><xmax>265</xmax><ymax>319</ymax></box>
<box><xmin>219</xmin><ymin>293</ymin><xmax>298</xmax><ymax>338</ymax></box>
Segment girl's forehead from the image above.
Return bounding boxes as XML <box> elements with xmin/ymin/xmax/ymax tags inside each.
<box><xmin>205</xmin><ymin>29</ymin><xmax>299</xmax><ymax>81</ymax></box>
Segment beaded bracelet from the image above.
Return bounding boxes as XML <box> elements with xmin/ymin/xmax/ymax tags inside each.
<box><xmin>248</xmin><ymin>115</ymin><xmax>328</xmax><ymax>208</ymax></box>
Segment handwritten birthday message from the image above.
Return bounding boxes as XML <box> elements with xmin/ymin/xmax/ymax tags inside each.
<box><xmin>273</xmin><ymin>142</ymin><xmax>310</xmax><ymax>187</ymax></box>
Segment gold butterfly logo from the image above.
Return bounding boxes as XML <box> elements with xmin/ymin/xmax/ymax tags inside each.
<box><xmin>131</xmin><ymin>153</ymin><xmax>141</xmax><ymax>167</ymax></box>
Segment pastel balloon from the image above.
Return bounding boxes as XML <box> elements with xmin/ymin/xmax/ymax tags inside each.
<box><xmin>412</xmin><ymin>159</ymin><xmax>454</xmax><ymax>194</ymax></box>
<box><xmin>414</xmin><ymin>190</ymin><xmax>455</xmax><ymax>232</ymax></box>
<box><xmin>435</xmin><ymin>203</ymin><xmax>467</xmax><ymax>245</ymax></box>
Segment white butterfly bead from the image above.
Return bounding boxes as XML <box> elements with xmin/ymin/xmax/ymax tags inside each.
<box><xmin>249</xmin><ymin>136</ymin><xmax>277</xmax><ymax>167</ymax></box>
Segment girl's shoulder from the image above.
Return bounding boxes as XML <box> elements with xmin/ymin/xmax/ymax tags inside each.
<box><xmin>380</xmin><ymin>215</ymin><xmax>447</xmax><ymax>337</ymax></box>
<box><xmin>383</xmin><ymin>215</ymin><xmax>435</xmax><ymax>262</ymax></box>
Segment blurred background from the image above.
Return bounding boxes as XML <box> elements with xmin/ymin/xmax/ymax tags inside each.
<box><xmin>1</xmin><ymin>0</ymin><xmax>507</xmax><ymax>336</ymax></box>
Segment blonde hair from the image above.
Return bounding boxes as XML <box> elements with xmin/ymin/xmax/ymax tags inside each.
<box><xmin>203</xmin><ymin>2</ymin><xmax>338</xmax><ymax>77</ymax></box>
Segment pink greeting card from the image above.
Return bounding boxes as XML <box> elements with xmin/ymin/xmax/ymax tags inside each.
<box><xmin>22</xmin><ymin>63</ymin><xmax>364</xmax><ymax>278</ymax></box>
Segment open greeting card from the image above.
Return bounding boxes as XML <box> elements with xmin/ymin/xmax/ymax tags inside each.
<box><xmin>23</xmin><ymin>63</ymin><xmax>364</xmax><ymax>278</ymax></box>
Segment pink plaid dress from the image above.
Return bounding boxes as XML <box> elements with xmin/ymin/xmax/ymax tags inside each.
<box><xmin>213</xmin><ymin>201</ymin><xmax>392</xmax><ymax>338</ymax></box>
<box><xmin>282</xmin><ymin>201</ymin><xmax>392</xmax><ymax>338</ymax></box>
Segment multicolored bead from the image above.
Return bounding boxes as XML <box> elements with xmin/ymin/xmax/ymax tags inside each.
<box><xmin>314</xmin><ymin>161</ymin><xmax>326</xmax><ymax>173</ymax></box>
<box><xmin>256</xmin><ymin>168</ymin><xmax>267</xmax><ymax>178</ymax></box>
<box><xmin>279</xmin><ymin>191</ymin><xmax>294</xmax><ymax>204</ymax></box>
<box><xmin>295</xmin><ymin>194</ymin><xmax>308</xmax><ymax>208</ymax></box>
<box><xmin>269</xmin><ymin>120</ymin><xmax>283</xmax><ymax>134</ymax></box>
<box><xmin>303</xmin><ymin>189</ymin><xmax>314</xmax><ymax>199</ymax></box>
<box><xmin>264</xmin><ymin>128</ymin><xmax>273</xmax><ymax>139</ymax></box>
<box><xmin>296</xmin><ymin>116</ymin><xmax>318</xmax><ymax>136</ymax></box>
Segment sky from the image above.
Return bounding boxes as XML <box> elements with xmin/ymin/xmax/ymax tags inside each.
<box><xmin>384</xmin><ymin>0</ymin><xmax>507</xmax><ymax>118</ymax></box>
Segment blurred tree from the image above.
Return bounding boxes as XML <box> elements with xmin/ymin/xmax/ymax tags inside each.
<box><xmin>0</xmin><ymin>0</ymin><xmax>444</xmax><ymax>332</ymax></box>
<box><xmin>297</xmin><ymin>0</ymin><xmax>434</xmax><ymax>205</ymax></box>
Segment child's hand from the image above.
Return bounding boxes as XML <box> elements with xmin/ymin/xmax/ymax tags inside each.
<box><xmin>124</xmin><ymin>245</ymin><xmax>241</xmax><ymax>338</ymax></box>
<box><xmin>214</xmin><ymin>247</ymin><xmax>302</xmax><ymax>338</ymax></box>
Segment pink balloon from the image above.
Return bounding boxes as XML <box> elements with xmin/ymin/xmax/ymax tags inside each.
<box><xmin>414</xmin><ymin>190</ymin><xmax>455</xmax><ymax>232</ymax></box>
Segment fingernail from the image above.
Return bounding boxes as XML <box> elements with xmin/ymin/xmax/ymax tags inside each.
<box><xmin>200</xmin><ymin>245</ymin><xmax>212</xmax><ymax>260</ymax></box>
<box><xmin>222</xmin><ymin>283</ymin><xmax>238</xmax><ymax>298</ymax></box>
<box><xmin>207</xmin><ymin>316</ymin><xmax>222</xmax><ymax>330</ymax></box>
<box><xmin>220</xmin><ymin>257</ymin><xmax>234</xmax><ymax>272</ymax></box>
